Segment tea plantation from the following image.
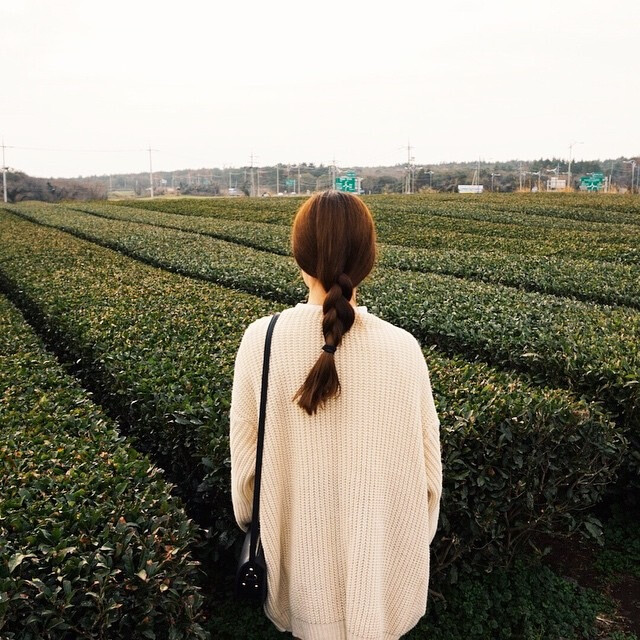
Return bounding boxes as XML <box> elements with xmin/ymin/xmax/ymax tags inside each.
<box><xmin>1</xmin><ymin>193</ymin><xmax>638</xmax><ymax>639</ymax></box>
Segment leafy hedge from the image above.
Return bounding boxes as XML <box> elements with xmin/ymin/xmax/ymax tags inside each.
<box><xmin>70</xmin><ymin>201</ymin><xmax>292</xmax><ymax>256</ymax></box>
<box><xmin>113</xmin><ymin>196</ymin><xmax>640</xmax><ymax>262</ymax></box>
<box><xmin>83</xmin><ymin>198</ymin><xmax>640</xmax><ymax>245</ymax></box>
<box><xmin>0</xmin><ymin>212</ymin><xmax>627</xmax><ymax>584</ymax></box>
<box><xmin>8</xmin><ymin>204</ymin><xmax>639</xmax><ymax>438</ymax></box>
<box><xmin>0</xmin><ymin>295</ymin><xmax>208</xmax><ymax>639</ymax></box>
<box><xmin>474</xmin><ymin>192</ymin><xmax>640</xmax><ymax>224</ymax></box>
<box><xmin>360</xmin><ymin>192</ymin><xmax>640</xmax><ymax>228</ymax></box>
<box><xmin>59</xmin><ymin>201</ymin><xmax>640</xmax><ymax>307</ymax></box>
<box><xmin>118</xmin><ymin>191</ymin><xmax>640</xmax><ymax>225</ymax></box>
<box><xmin>360</xmin><ymin>193</ymin><xmax>640</xmax><ymax>238</ymax></box>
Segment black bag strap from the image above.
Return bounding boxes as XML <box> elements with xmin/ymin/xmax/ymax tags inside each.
<box><xmin>250</xmin><ymin>312</ymin><xmax>280</xmax><ymax>562</ymax></box>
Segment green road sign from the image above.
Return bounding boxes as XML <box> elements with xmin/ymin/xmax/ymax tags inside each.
<box><xmin>285</xmin><ymin>178</ymin><xmax>296</xmax><ymax>188</ymax></box>
<box><xmin>335</xmin><ymin>176</ymin><xmax>357</xmax><ymax>192</ymax></box>
<box><xmin>580</xmin><ymin>173</ymin><xmax>605</xmax><ymax>191</ymax></box>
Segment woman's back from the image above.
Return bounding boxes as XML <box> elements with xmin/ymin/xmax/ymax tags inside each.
<box><xmin>231</xmin><ymin>301</ymin><xmax>442</xmax><ymax>640</ymax></box>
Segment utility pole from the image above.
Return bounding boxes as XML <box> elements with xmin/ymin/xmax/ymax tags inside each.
<box><xmin>2</xmin><ymin>140</ymin><xmax>8</xmax><ymax>203</ymax></box>
<box><xmin>276</xmin><ymin>165</ymin><xmax>280</xmax><ymax>194</ymax></box>
<box><xmin>249</xmin><ymin>152</ymin><xmax>257</xmax><ymax>197</ymax></box>
<box><xmin>404</xmin><ymin>140</ymin><xmax>414</xmax><ymax>194</ymax></box>
<box><xmin>529</xmin><ymin>170</ymin><xmax>542</xmax><ymax>192</ymax></box>
<box><xmin>148</xmin><ymin>145</ymin><xmax>155</xmax><ymax>198</ymax></box>
<box><xmin>298</xmin><ymin>165</ymin><xmax>301</xmax><ymax>194</ymax></box>
<box><xmin>426</xmin><ymin>169</ymin><xmax>433</xmax><ymax>190</ymax></box>
<box><xmin>227</xmin><ymin>171</ymin><xmax>240</xmax><ymax>192</ymax></box>
<box><xmin>623</xmin><ymin>159</ymin><xmax>637</xmax><ymax>194</ymax></box>
<box><xmin>567</xmin><ymin>141</ymin><xmax>583</xmax><ymax>191</ymax></box>
<box><xmin>519</xmin><ymin>162</ymin><xmax>523</xmax><ymax>191</ymax></box>
<box><xmin>471</xmin><ymin>157</ymin><xmax>481</xmax><ymax>187</ymax></box>
<box><xmin>546</xmin><ymin>165</ymin><xmax>560</xmax><ymax>190</ymax></box>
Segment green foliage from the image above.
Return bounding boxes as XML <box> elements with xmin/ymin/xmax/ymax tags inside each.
<box><xmin>0</xmin><ymin>212</ymin><xmax>627</xmax><ymax>585</ymax></box>
<box><xmin>7</xmin><ymin>201</ymin><xmax>639</xmax><ymax>471</ymax></box>
<box><xmin>593</xmin><ymin>502</ymin><xmax>640</xmax><ymax>579</ymax></box>
<box><xmin>205</xmin><ymin>556</ymin><xmax>626</xmax><ymax>640</ymax></box>
<box><xmin>0</xmin><ymin>211</ymin><xmax>278</xmax><ymax>554</ymax></box>
<box><xmin>204</xmin><ymin>599</ymin><xmax>282</xmax><ymax>639</ymax></box>
<box><xmin>65</xmin><ymin>200</ymin><xmax>640</xmax><ymax>307</ymax></box>
<box><xmin>414</xmin><ymin>556</ymin><xmax>617</xmax><ymax>640</ymax></box>
<box><xmin>1</xmin><ymin>193</ymin><xmax>638</xmax><ymax>636</ymax></box>
<box><xmin>0</xmin><ymin>295</ymin><xmax>208</xmax><ymax>639</ymax></box>
<box><xmin>118</xmin><ymin>191</ymin><xmax>640</xmax><ymax>224</ymax></box>
<box><xmin>425</xmin><ymin>350</ymin><xmax>626</xmax><ymax>576</ymax></box>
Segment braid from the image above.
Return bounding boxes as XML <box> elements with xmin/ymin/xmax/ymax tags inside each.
<box><xmin>293</xmin><ymin>273</ymin><xmax>355</xmax><ymax>414</ymax></box>
<box><xmin>322</xmin><ymin>274</ymin><xmax>355</xmax><ymax>350</ymax></box>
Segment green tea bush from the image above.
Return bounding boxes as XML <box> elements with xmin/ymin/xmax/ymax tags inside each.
<box><xmin>413</xmin><ymin>555</ymin><xmax>616</xmax><ymax>640</ymax></box>
<box><xmin>114</xmin><ymin>194</ymin><xmax>640</xmax><ymax>262</ymax></box>
<box><xmin>63</xmin><ymin>201</ymin><xmax>640</xmax><ymax>307</ymax></box>
<box><xmin>206</xmin><ymin>555</ymin><xmax>622</xmax><ymax>640</ymax></box>
<box><xmin>8</xmin><ymin>205</ymin><xmax>638</xmax><ymax>440</ymax></box>
<box><xmin>118</xmin><ymin>191</ymin><xmax>640</xmax><ymax>225</ymax></box>
<box><xmin>0</xmin><ymin>213</ymin><xmax>627</xmax><ymax>583</ymax></box>
<box><xmin>0</xmin><ymin>295</ymin><xmax>208</xmax><ymax>639</ymax></box>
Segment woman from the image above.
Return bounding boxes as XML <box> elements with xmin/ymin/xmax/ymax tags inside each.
<box><xmin>230</xmin><ymin>190</ymin><xmax>442</xmax><ymax>640</ymax></box>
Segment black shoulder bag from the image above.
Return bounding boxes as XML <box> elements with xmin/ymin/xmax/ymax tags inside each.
<box><xmin>235</xmin><ymin>312</ymin><xmax>280</xmax><ymax>603</ymax></box>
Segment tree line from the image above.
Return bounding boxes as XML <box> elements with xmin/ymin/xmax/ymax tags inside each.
<box><xmin>2</xmin><ymin>156</ymin><xmax>636</xmax><ymax>202</ymax></box>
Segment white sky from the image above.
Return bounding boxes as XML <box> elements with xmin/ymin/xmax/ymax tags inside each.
<box><xmin>1</xmin><ymin>0</ymin><xmax>638</xmax><ymax>178</ymax></box>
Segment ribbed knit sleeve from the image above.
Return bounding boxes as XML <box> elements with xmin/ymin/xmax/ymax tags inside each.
<box><xmin>418</xmin><ymin>347</ymin><xmax>443</xmax><ymax>545</ymax></box>
<box><xmin>229</xmin><ymin>317</ymin><xmax>267</xmax><ymax>534</ymax></box>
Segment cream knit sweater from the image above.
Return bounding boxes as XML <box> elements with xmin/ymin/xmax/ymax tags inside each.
<box><xmin>230</xmin><ymin>302</ymin><xmax>442</xmax><ymax>640</ymax></box>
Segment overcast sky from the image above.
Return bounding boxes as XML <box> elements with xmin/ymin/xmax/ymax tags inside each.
<box><xmin>1</xmin><ymin>0</ymin><xmax>638</xmax><ymax>178</ymax></box>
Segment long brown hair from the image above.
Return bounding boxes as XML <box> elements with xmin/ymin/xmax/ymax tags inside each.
<box><xmin>291</xmin><ymin>190</ymin><xmax>377</xmax><ymax>415</ymax></box>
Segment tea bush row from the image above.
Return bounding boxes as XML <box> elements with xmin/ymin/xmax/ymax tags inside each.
<box><xmin>0</xmin><ymin>295</ymin><xmax>208</xmax><ymax>639</ymax></box>
<box><xmin>58</xmin><ymin>201</ymin><xmax>640</xmax><ymax>306</ymax></box>
<box><xmin>359</xmin><ymin>192</ymin><xmax>640</xmax><ymax>231</ymax></box>
<box><xmin>475</xmin><ymin>192</ymin><xmax>640</xmax><ymax>223</ymax></box>
<box><xmin>8</xmin><ymin>205</ymin><xmax>640</xmax><ymax>438</ymax></box>
<box><xmin>0</xmin><ymin>212</ymin><xmax>626</xmax><ymax>582</ymax></box>
<box><xmin>119</xmin><ymin>192</ymin><xmax>640</xmax><ymax>225</ymax></box>
<box><xmin>113</xmin><ymin>196</ymin><xmax>639</xmax><ymax>262</ymax></box>
<box><xmin>82</xmin><ymin>198</ymin><xmax>640</xmax><ymax>247</ymax></box>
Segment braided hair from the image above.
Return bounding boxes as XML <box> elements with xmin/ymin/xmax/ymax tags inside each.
<box><xmin>291</xmin><ymin>190</ymin><xmax>377</xmax><ymax>415</ymax></box>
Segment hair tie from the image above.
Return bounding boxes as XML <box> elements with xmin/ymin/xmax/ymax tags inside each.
<box><xmin>322</xmin><ymin>344</ymin><xmax>337</xmax><ymax>354</ymax></box>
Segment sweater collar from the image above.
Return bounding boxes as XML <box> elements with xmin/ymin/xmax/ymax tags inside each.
<box><xmin>295</xmin><ymin>302</ymin><xmax>368</xmax><ymax>314</ymax></box>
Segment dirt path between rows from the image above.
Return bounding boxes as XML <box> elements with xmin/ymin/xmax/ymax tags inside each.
<box><xmin>530</xmin><ymin>529</ymin><xmax>640</xmax><ymax>638</ymax></box>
